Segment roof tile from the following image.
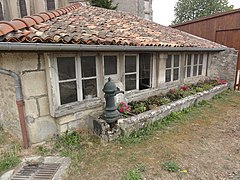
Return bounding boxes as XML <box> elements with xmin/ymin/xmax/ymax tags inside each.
<box><xmin>0</xmin><ymin>3</ymin><xmax>223</xmax><ymax>49</ymax></box>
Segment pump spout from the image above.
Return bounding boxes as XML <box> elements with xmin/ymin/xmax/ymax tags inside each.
<box><xmin>114</xmin><ymin>87</ymin><xmax>124</xmax><ymax>96</ymax></box>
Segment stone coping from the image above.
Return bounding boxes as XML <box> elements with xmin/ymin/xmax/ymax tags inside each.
<box><xmin>90</xmin><ymin>84</ymin><xmax>229</xmax><ymax>142</ymax></box>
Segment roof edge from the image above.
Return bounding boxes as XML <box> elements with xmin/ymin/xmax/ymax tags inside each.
<box><xmin>0</xmin><ymin>42</ymin><xmax>227</xmax><ymax>52</ymax></box>
<box><xmin>0</xmin><ymin>3</ymin><xmax>81</xmax><ymax>36</ymax></box>
<box><xmin>171</xmin><ymin>8</ymin><xmax>240</xmax><ymax>28</ymax></box>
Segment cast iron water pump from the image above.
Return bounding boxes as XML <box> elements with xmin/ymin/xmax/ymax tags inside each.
<box><xmin>102</xmin><ymin>77</ymin><xmax>124</xmax><ymax>127</ymax></box>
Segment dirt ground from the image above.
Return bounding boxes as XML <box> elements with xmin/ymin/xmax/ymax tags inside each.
<box><xmin>66</xmin><ymin>91</ymin><xmax>240</xmax><ymax>180</ymax></box>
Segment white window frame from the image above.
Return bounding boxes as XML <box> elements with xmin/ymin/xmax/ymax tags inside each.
<box><xmin>165</xmin><ymin>54</ymin><xmax>180</xmax><ymax>83</ymax></box>
<box><xmin>124</xmin><ymin>54</ymin><xmax>139</xmax><ymax>91</ymax></box>
<box><xmin>53</xmin><ymin>53</ymin><xmax>99</xmax><ymax>106</ymax></box>
<box><xmin>102</xmin><ymin>53</ymin><xmax>120</xmax><ymax>82</ymax></box>
<box><xmin>185</xmin><ymin>53</ymin><xmax>205</xmax><ymax>78</ymax></box>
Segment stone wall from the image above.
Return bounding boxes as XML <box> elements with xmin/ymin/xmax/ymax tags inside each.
<box><xmin>208</xmin><ymin>48</ymin><xmax>238</xmax><ymax>88</ymax></box>
<box><xmin>0</xmin><ymin>52</ymin><xmax>103</xmax><ymax>144</ymax></box>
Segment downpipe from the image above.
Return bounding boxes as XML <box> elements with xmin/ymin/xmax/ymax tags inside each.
<box><xmin>0</xmin><ymin>68</ymin><xmax>29</xmax><ymax>149</ymax></box>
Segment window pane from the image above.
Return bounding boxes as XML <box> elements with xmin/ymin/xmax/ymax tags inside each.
<box><xmin>174</xmin><ymin>55</ymin><xmax>179</xmax><ymax>67</ymax></box>
<box><xmin>198</xmin><ymin>65</ymin><xmax>203</xmax><ymax>75</ymax></box>
<box><xmin>82</xmin><ymin>79</ymin><xmax>97</xmax><ymax>99</ymax></box>
<box><xmin>165</xmin><ymin>69</ymin><xmax>171</xmax><ymax>82</ymax></box>
<box><xmin>57</xmin><ymin>57</ymin><xmax>76</xmax><ymax>81</ymax></box>
<box><xmin>166</xmin><ymin>55</ymin><xmax>172</xmax><ymax>68</ymax></box>
<box><xmin>173</xmin><ymin>68</ymin><xmax>179</xmax><ymax>81</ymax></box>
<box><xmin>104</xmin><ymin>56</ymin><xmax>117</xmax><ymax>75</ymax></box>
<box><xmin>59</xmin><ymin>81</ymin><xmax>77</xmax><ymax>105</ymax></box>
<box><xmin>81</xmin><ymin>56</ymin><xmax>96</xmax><ymax>77</ymax></box>
<box><xmin>47</xmin><ymin>0</ymin><xmax>55</xmax><ymax>10</ymax></box>
<box><xmin>199</xmin><ymin>54</ymin><xmax>203</xmax><ymax>64</ymax></box>
<box><xmin>125</xmin><ymin>56</ymin><xmax>136</xmax><ymax>73</ymax></box>
<box><xmin>187</xmin><ymin>55</ymin><xmax>192</xmax><ymax>65</ymax></box>
<box><xmin>194</xmin><ymin>54</ymin><xmax>198</xmax><ymax>65</ymax></box>
<box><xmin>193</xmin><ymin>66</ymin><xmax>197</xmax><ymax>76</ymax></box>
<box><xmin>187</xmin><ymin>67</ymin><xmax>191</xmax><ymax>77</ymax></box>
<box><xmin>125</xmin><ymin>74</ymin><xmax>136</xmax><ymax>91</ymax></box>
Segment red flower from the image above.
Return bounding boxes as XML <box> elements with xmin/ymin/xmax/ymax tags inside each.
<box><xmin>118</xmin><ymin>102</ymin><xmax>130</xmax><ymax>113</ymax></box>
<box><xmin>180</xmin><ymin>85</ymin><xmax>188</xmax><ymax>91</ymax></box>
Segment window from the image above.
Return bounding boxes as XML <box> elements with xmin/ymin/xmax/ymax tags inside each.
<box><xmin>19</xmin><ymin>0</ymin><xmax>27</xmax><ymax>17</ymax></box>
<box><xmin>125</xmin><ymin>55</ymin><xmax>139</xmax><ymax>91</ymax></box>
<box><xmin>165</xmin><ymin>54</ymin><xmax>180</xmax><ymax>82</ymax></box>
<box><xmin>0</xmin><ymin>2</ymin><xmax>4</xmax><ymax>21</ymax></box>
<box><xmin>56</xmin><ymin>55</ymin><xmax>97</xmax><ymax>105</ymax></box>
<box><xmin>139</xmin><ymin>53</ymin><xmax>152</xmax><ymax>90</ymax></box>
<box><xmin>46</xmin><ymin>0</ymin><xmax>55</xmax><ymax>10</ymax></box>
<box><xmin>104</xmin><ymin>56</ymin><xmax>117</xmax><ymax>75</ymax></box>
<box><xmin>185</xmin><ymin>54</ymin><xmax>204</xmax><ymax>78</ymax></box>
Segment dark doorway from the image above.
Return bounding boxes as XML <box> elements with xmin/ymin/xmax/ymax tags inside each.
<box><xmin>19</xmin><ymin>0</ymin><xmax>27</xmax><ymax>17</ymax></box>
<box><xmin>139</xmin><ymin>53</ymin><xmax>152</xmax><ymax>90</ymax></box>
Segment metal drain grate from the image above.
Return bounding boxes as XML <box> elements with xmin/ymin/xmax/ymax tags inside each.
<box><xmin>11</xmin><ymin>163</ymin><xmax>60</xmax><ymax>180</ymax></box>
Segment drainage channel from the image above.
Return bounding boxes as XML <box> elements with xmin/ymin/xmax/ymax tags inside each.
<box><xmin>11</xmin><ymin>163</ymin><xmax>60</xmax><ymax>180</ymax></box>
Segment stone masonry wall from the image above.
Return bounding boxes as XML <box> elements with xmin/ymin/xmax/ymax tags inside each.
<box><xmin>208</xmin><ymin>48</ymin><xmax>238</xmax><ymax>88</ymax></box>
<box><xmin>0</xmin><ymin>52</ymin><xmax>103</xmax><ymax>144</ymax></box>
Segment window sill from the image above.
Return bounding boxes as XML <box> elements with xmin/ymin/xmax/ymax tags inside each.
<box><xmin>53</xmin><ymin>98</ymin><xmax>103</xmax><ymax>118</ymax></box>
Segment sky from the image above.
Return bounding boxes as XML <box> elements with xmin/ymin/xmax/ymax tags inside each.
<box><xmin>152</xmin><ymin>0</ymin><xmax>240</xmax><ymax>26</ymax></box>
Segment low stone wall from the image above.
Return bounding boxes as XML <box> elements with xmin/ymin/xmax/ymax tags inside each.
<box><xmin>90</xmin><ymin>84</ymin><xmax>229</xmax><ymax>142</ymax></box>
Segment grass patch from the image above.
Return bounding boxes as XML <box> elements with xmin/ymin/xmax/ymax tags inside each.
<box><xmin>123</xmin><ymin>164</ymin><xmax>146</xmax><ymax>180</ymax></box>
<box><xmin>0</xmin><ymin>153</ymin><xmax>20</xmax><ymax>175</ymax></box>
<box><xmin>118</xmin><ymin>108</ymin><xmax>193</xmax><ymax>144</ymax></box>
<box><xmin>162</xmin><ymin>161</ymin><xmax>181</xmax><ymax>172</ymax></box>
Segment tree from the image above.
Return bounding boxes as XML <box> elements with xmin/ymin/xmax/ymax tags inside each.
<box><xmin>87</xmin><ymin>0</ymin><xmax>118</xmax><ymax>10</ymax></box>
<box><xmin>172</xmin><ymin>0</ymin><xmax>234</xmax><ymax>24</ymax></box>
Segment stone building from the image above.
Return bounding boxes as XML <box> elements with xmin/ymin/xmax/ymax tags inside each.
<box><xmin>112</xmin><ymin>0</ymin><xmax>153</xmax><ymax>20</ymax></box>
<box><xmin>0</xmin><ymin>0</ymin><xmax>69</xmax><ymax>21</ymax></box>
<box><xmin>0</xmin><ymin>3</ymin><xmax>237</xmax><ymax>147</ymax></box>
<box><xmin>0</xmin><ymin>0</ymin><xmax>152</xmax><ymax>21</ymax></box>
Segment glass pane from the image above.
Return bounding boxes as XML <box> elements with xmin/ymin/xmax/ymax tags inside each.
<box><xmin>199</xmin><ymin>54</ymin><xmax>203</xmax><ymax>64</ymax></box>
<box><xmin>57</xmin><ymin>57</ymin><xmax>76</xmax><ymax>81</ymax></box>
<box><xmin>194</xmin><ymin>54</ymin><xmax>198</xmax><ymax>65</ymax></box>
<box><xmin>193</xmin><ymin>66</ymin><xmax>197</xmax><ymax>76</ymax></box>
<box><xmin>174</xmin><ymin>55</ymin><xmax>179</xmax><ymax>67</ymax></box>
<box><xmin>81</xmin><ymin>56</ymin><xmax>96</xmax><ymax>78</ymax></box>
<box><xmin>198</xmin><ymin>65</ymin><xmax>203</xmax><ymax>75</ymax></box>
<box><xmin>104</xmin><ymin>56</ymin><xmax>117</xmax><ymax>75</ymax></box>
<box><xmin>187</xmin><ymin>66</ymin><xmax>191</xmax><ymax>77</ymax></box>
<box><xmin>187</xmin><ymin>54</ymin><xmax>192</xmax><ymax>65</ymax></box>
<box><xmin>165</xmin><ymin>69</ymin><xmax>171</xmax><ymax>82</ymax></box>
<box><xmin>173</xmin><ymin>68</ymin><xmax>179</xmax><ymax>81</ymax></box>
<box><xmin>166</xmin><ymin>55</ymin><xmax>172</xmax><ymax>68</ymax></box>
<box><xmin>125</xmin><ymin>74</ymin><xmax>136</xmax><ymax>91</ymax></box>
<box><xmin>125</xmin><ymin>56</ymin><xmax>136</xmax><ymax>73</ymax></box>
<box><xmin>82</xmin><ymin>79</ymin><xmax>97</xmax><ymax>99</ymax></box>
<box><xmin>59</xmin><ymin>81</ymin><xmax>77</xmax><ymax>105</ymax></box>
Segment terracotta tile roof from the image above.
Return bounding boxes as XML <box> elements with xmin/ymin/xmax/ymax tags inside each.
<box><xmin>0</xmin><ymin>3</ymin><xmax>223</xmax><ymax>49</ymax></box>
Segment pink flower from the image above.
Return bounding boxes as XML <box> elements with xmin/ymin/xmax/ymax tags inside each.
<box><xmin>117</xmin><ymin>102</ymin><xmax>130</xmax><ymax>113</ymax></box>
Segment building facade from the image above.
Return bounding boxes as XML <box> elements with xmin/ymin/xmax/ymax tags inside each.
<box><xmin>0</xmin><ymin>0</ymin><xmax>152</xmax><ymax>21</ymax></box>
<box><xmin>0</xmin><ymin>3</ymin><xmax>237</xmax><ymax>146</ymax></box>
<box><xmin>171</xmin><ymin>9</ymin><xmax>240</xmax><ymax>90</ymax></box>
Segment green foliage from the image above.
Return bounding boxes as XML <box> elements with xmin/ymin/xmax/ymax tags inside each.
<box><xmin>52</xmin><ymin>131</ymin><xmax>82</xmax><ymax>157</ymax></box>
<box><xmin>162</xmin><ymin>161</ymin><xmax>181</xmax><ymax>172</ymax></box>
<box><xmin>129</xmin><ymin>102</ymin><xmax>147</xmax><ymax>114</ymax></box>
<box><xmin>0</xmin><ymin>145</ymin><xmax>21</xmax><ymax>175</ymax></box>
<box><xmin>173</xmin><ymin>0</ymin><xmax>234</xmax><ymax>24</ymax></box>
<box><xmin>123</xmin><ymin>164</ymin><xmax>146</xmax><ymax>180</ymax></box>
<box><xmin>119</xmin><ymin>110</ymin><xmax>186</xmax><ymax>144</ymax></box>
<box><xmin>87</xmin><ymin>0</ymin><xmax>118</xmax><ymax>10</ymax></box>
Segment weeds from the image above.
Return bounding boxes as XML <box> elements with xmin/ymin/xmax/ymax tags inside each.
<box><xmin>162</xmin><ymin>161</ymin><xmax>181</xmax><ymax>172</ymax></box>
<box><xmin>123</xmin><ymin>164</ymin><xmax>146</xmax><ymax>180</ymax></box>
<box><xmin>118</xmin><ymin>109</ymin><xmax>190</xmax><ymax>144</ymax></box>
